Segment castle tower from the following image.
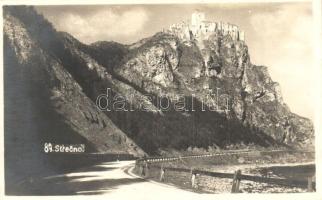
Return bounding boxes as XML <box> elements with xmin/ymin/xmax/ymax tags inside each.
<box><xmin>191</xmin><ymin>11</ymin><xmax>205</xmax><ymax>27</ymax></box>
<box><xmin>238</xmin><ymin>31</ymin><xmax>245</xmax><ymax>41</ymax></box>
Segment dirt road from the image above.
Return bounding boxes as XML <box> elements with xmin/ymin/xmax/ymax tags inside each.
<box><xmin>25</xmin><ymin>160</ymin><xmax>210</xmax><ymax>199</ymax></box>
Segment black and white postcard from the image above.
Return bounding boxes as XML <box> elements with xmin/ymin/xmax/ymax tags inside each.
<box><xmin>1</xmin><ymin>0</ymin><xmax>321</xmax><ymax>199</ymax></box>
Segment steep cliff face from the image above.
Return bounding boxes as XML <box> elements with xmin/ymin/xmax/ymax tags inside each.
<box><xmin>112</xmin><ymin>31</ymin><xmax>314</xmax><ymax>149</ymax></box>
<box><xmin>4</xmin><ymin>5</ymin><xmax>314</xmax><ymax>171</ymax></box>
<box><xmin>57</xmin><ymin>18</ymin><xmax>314</xmax><ymax>152</ymax></box>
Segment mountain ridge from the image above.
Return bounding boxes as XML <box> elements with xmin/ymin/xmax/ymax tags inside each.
<box><xmin>4</xmin><ymin>6</ymin><xmax>314</xmax><ymax>159</ymax></box>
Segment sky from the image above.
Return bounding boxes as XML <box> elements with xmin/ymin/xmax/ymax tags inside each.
<box><xmin>35</xmin><ymin>2</ymin><xmax>315</xmax><ymax>120</ymax></box>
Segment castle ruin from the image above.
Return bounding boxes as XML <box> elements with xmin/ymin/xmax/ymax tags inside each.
<box><xmin>167</xmin><ymin>11</ymin><xmax>245</xmax><ymax>42</ymax></box>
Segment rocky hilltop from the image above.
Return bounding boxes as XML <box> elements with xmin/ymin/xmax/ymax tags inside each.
<box><xmin>4</xmin><ymin>6</ymin><xmax>314</xmax><ymax>170</ymax></box>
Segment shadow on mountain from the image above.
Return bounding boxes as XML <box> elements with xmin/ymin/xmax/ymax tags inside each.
<box><xmin>103</xmin><ymin>96</ymin><xmax>283</xmax><ymax>155</ymax></box>
<box><xmin>3</xmin><ymin>32</ymin><xmax>102</xmax><ymax>194</ymax></box>
<box><xmin>14</xmin><ymin>14</ymin><xmax>282</xmax><ymax>155</ymax></box>
<box><xmin>43</xmin><ymin>29</ymin><xmax>283</xmax><ymax>155</ymax></box>
<box><xmin>4</xmin><ymin>6</ymin><xmax>287</xmax><ymax>157</ymax></box>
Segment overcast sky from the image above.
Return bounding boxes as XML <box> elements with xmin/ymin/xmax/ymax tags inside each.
<box><xmin>36</xmin><ymin>2</ymin><xmax>314</xmax><ymax>120</ymax></box>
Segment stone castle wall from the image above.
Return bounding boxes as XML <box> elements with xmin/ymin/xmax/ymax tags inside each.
<box><xmin>167</xmin><ymin>12</ymin><xmax>245</xmax><ymax>42</ymax></box>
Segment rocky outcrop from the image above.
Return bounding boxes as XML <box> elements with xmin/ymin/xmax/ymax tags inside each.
<box><xmin>111</xmin><ymin>24</ymin><xmax>314</xmax><ymax>150</ymax></box>
<box><xmin>4</xmin><ymin>5</ymin><xmax>314</xmax><ymax>166</ymax></box>
<box><xmin>167</xmin><ymin>11</ymin><xmax>245</xmax><ymax>42</ymax></box>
